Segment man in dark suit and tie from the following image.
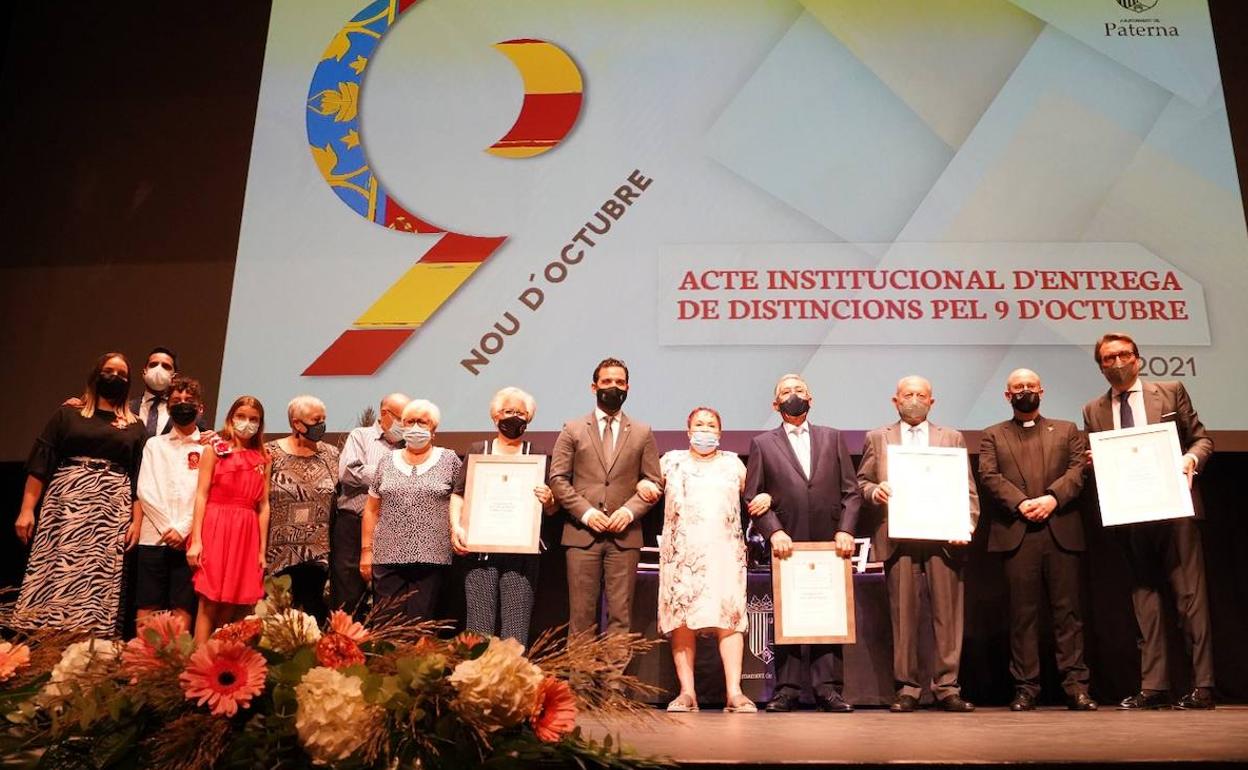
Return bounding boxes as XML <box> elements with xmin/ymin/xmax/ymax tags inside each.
<box><xmin>979</xmin><ymin>368</ymin><xmax>1097</xmax><ymax>711</ymax></box>
<box><xmin>858</xmin><ymin>375</ymin><xmax>978</xmax><ymax>713</ymax></box>
<box><xmin>131</xmin><ymin>347</ymin><xmax>211</xmax><ymax>437</ymax></box>
<box><xmin>550</xmin><ymin>357</ymin><xmax>661</xmax><ymax>637</ymax></box>
<box><xmin>1082</xmin><ymin>332</ymin><xmax>1216</xmax><ymax>710</ymax></box>
<box><xmin>744</xmin><ymin>373</ymin><xmax>862</xmax><ymax>713</ymax></box>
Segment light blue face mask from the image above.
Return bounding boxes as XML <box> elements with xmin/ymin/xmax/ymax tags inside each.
<box><xmin>403</xmin><ymin>426</ymin><xmax>433</xmax><ymax>450</ymax></box>
<box><xmin>689</xmin><ymin>430</ymin><xmax>720</xmax><ymax>453</ymax></box>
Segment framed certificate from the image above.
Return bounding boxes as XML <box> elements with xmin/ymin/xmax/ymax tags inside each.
<box><xmin>771</xmin><ymin>543</ymin><xmax>855</xmax><ymax>645</ymax></box>
<box><xmin>1089</xmin><ymin>422</ymin><xmax>1194</xmax><ymax>527</ymax></box>
<box><xmin>461</xmin><ymin>454</ymin><xmax>547</xmax><ymax>554</ymax></box>
<box><xmin>886</xmin><ymin>444</ymin><xmax>973</xmax><ymax>541</ymax></box>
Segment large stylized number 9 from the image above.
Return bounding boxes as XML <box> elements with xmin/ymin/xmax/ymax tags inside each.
<box><xmin>303</xmin><ymin>0</ymin><xmax>583</xmax><ymax>375</ymax></box>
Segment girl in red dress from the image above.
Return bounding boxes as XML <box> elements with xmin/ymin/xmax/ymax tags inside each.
<box><xmin>186</xmin><ymin>396</ymin><xmax>270</xmax><ymax>646</ymax></box>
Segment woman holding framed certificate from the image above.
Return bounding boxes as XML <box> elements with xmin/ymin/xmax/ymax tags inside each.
<box><xmin>638</xmin><ymin>407</ymin><xmax>767</xmax><ymax>714</ymax></box>
<box><xmin>449</xmin><ymin>387</ymin><xmax>556</xmax><ymax>646</ymax></box>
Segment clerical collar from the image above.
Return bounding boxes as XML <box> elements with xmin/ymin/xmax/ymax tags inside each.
<box><xmin>1012</xmin><ymin>416</ymin><xmax>1039</xmax><ymax>428</ymax></box>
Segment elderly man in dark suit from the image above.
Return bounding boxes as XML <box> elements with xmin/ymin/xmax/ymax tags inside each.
<box><xmin>745</xmin><ymin>373</ymin><xmax>862</xmax><ymax>713</ymax></box>
<box><xmin>1082</xmin><ymin>332</ymin><xmax>1216</xmax><ymax>710</ymax></box>
<box><xmin>979</xmin><ymin>368</ymin><xmax>1097</xmax><ymax>712</ymax></box>
<box><xmin>858</xmin><ymin>375</ymin><xmax>978</xmax><ymax>713</ymax></box>
<box><xmin>550</xmin><ymin>357</ymin><xmax>661</xmax><ymax>637</ymax></box>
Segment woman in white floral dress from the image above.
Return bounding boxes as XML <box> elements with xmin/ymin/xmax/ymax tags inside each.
<box><xmin>638</xmin><ymin>407</ymin><xmax>770</xmax><ymax>714</ymax></box>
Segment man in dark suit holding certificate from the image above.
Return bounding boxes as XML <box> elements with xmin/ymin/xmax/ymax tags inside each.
<box><xmin>858</xmin><ymin>375</ymin><xmax>978</xmax><ymax>713</ymax></box>
<box><xmin>745</xmin><ymin>373</ymin><xmax>862</xmax><ymax>713</ymax></box>
<box><xmin>979</xmin><ymin>368</ymin><xmax>1096</xmax><ymax>712</ymax></box>
<box><xmin>550</xmin><ymin>357</ymin><xmax>661</xmax><ymax>638</ymax></box>
<box><xmin>1082</xmin><ymin>332</ymin><xmax>1216</xmax><ymax>710</ymax></box>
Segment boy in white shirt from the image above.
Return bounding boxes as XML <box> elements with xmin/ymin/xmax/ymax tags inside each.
<box><xmin>134</xmin><ymin>375</ymin><xmax>207</xmax><ymax>628</ymax></box>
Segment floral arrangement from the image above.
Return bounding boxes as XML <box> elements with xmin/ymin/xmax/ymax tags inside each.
<box><xmin>0</xmin><ymin>578</ymin><xmax>666</xmax><ymax>769</ymax></box>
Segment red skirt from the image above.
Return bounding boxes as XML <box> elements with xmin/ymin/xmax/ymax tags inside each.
<box><xmin>193</xmin><ymin>501</ymin><xmax>264</xmax><ymax>605</ymax></box>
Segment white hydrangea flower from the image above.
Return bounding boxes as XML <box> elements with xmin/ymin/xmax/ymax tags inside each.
<box><xmin>37</xmin><ymin>639</ymin><xmax>122</xmax><ymax>706</ymax></box>
<box><xmin>294</xmin><ymin>667</ymin><xmax>379</xmax><ymax>764</ymax></box>
<box><xmin>448</xmin><ymin>637</ymin><xmax>543</xmax><ymax>732</ymax></box>
<box><xmin>260</xmin><ymin>609</ymin><xmax>322</xmax><ymax>654</ymax></box>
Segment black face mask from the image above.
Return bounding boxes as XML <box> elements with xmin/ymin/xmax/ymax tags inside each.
<box><xmin>301</xmin><ymin>421</ymin><xmax>327</xmax><ymax>442</ymax></box>
<box><xmin>1010</xmin><ymin>391</ymin><xmax>1040</xmax><ymax>414</ymax></box>
<box><xmin>169</xmin><ymin>402</ymin><xmax>200</xmax><ymax>427</ymax></box>
<box><xmin>96</xmin><ymin>374</ymin><xmax>129</xmax><ymax>403</ymax></box>
<box><xmin>778</xmin><ymin>393</ymin><xmax>810</xmax><ymax>417</ymax></box>
<box><xmin>497</xmin><ymin>415</ymin><xmax>528</xmax><ymax>440</ymax></box>
<box><xmin>596</xmin><ymin>386</ymin><xmax>627</xmax><ymax>412</ymax></box>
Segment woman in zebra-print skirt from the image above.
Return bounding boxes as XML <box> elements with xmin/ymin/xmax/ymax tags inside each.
<box><xmin>12</xmin><ymin>352</ymin><xmax>147</xmax><ymax>638</ymax></box>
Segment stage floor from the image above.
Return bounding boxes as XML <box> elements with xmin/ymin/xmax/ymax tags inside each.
<box><xmin>586</xmin><ymin>706</ymin><xmax>1248</xmax><ymax>767</ymax></box>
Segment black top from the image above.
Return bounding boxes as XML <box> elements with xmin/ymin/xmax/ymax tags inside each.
<box><xmin>27</xmin><ymin>406</ymin><xmax>148</xmax><ymax>491</ymax></box>
<box><xmin>452</xmin><ymin>438</ymin><xmax>534</xmax><ymax>496</ymax></box>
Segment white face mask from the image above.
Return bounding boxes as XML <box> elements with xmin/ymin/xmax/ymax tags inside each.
<box><xmin>232</xmin><ymin>418</ymin><xmax>259</xmax><ymax>438</ymax></box>
<box><xmin>144</xmin><ymin>365</ymin><xmax>172</xmax><ymax>392</ymax></box>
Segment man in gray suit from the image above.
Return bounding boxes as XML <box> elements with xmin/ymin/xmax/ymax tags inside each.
<box><xmin>745</xmin><ymin>373</ymin><xmax>862</xmax><ymax>712</ymax></box>
<box><xmin>549</xmin><ymin>357</ymin><xmax>661</xmax><ymax>637</ymax></box>
<box><xmin>979</xmin><ymin>368</ymin><xmax>1096</xmax><ymax>712</ymax></box>
<box><xmin>858</xmin><ymin>375</ymin><xmax>978</xmax><ymax>713</ymax></box>
<box><xmin>1083</xmin><ymin>331</ymin><xmax>1216</xmax><ymax>710</ymax></box>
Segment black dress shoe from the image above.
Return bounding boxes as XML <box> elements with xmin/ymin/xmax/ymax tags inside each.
<box><xmin>1067</xmin><ymin>692</ymin><xmax>1098</xmax><ymax>711</ymax></box>
<box><xmin>764</xmin><ymin>692</ymin><xmax>798</xmax><ymax>712</ymax></box>
<box><xmin>890</xmin><ymin>694</ymin><xmax>918</xmax><ymax>713</ymax></box>
<box><xmin>1119</xmin><ymin>691</ymin><xmax>1171</xmax><ymax>710</ymax></box>
<box><xmin>814</xmin><ymin>692</ymin><xmax>854</xmax><ymax>713</ymax></box>
<box><xmin>937</xmin><ymin>695</ymin><xmax>975</xmax><ymax>712</ymax></box>
<box><xmin>1009</xmin><ymin>692</ymin><xmax>1037</xmax><ymax>711</ymax></box>
<box><xmin>1176</xmin><ymin>688</ymin><xmax>1216</xmax><ymax>710</ymax></box>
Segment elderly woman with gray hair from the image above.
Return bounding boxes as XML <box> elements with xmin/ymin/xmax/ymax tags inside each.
<box><xmin>360</xmin><ymin>399</ymin><xmax>462</xmax><ymax>621</ymax></box>
<box><xmin>450</xmin><ymin>387</ymin><xmax>556</xmax><ymax>645</ymax></box>
<box><xmin>265</xmin><ymin>394</ymin><xmax>340</xmax><ymax>622</ymax></box>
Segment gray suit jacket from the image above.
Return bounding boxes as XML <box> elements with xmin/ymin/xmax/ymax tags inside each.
<box><xmin>857</xmin><ymin>421</ymin><xmax>980</xmax><ymax>563</ymax></box>
<box><xmin>549</xmin><ymin>410</ymin><xmax>661</xmax><ymax>549</ymax></box>
<box><xmin>1082</xmin><ymin>379</ymin><xmax>1213</xmax><ymax>518</ymax></box>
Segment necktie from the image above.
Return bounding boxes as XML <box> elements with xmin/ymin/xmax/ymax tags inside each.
<box><xmin>146</xmin><ymin>394</ymin><xmax>161</xmax><ymax>435</ymax></box>
<box><xmin>602</xmin><ymin>416</ymin><xmax>615</xmax><ymax>463</ymax></box>
<box><xmin>908</xmin><ymin>425</ymin><xmax>920</xmax><ymax>446</ymax></box>
<box><xmin>1119</xmin><ymin>391</ymin><xmax>1134</xmax><ymax>429</ymax></box>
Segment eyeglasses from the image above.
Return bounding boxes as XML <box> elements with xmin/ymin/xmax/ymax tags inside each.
<box><xmin>1100</xmin><ymin>351</ymin><xmax>1136</xmax><ymax>366</ymax></box>
<box><xmin>498</xmin><ymin>408</ymin><xmax>528</xmax><ymax>418</ymax></box>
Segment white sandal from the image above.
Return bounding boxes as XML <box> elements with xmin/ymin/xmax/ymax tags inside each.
<box><xmin>724</xmin><ymin>694</ymin><xmax>758</xmax><ymax>713</ymax></box>
<box><xmin>666</xmin><ymin>693</ymin><xmax>699</xmax><ymax>712</ymax></box>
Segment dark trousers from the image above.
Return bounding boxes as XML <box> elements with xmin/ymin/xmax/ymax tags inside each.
<box><xmin>464</xmin><ymin>555</ymin><xmax>539</xmax><ymax>646</ymax></box>
<box><xmin>885</xmin><ymin>544</ymin><xmax>964</xmax><ymax>700</ymax></box>
<box><xmin>566</xmin><ymin>539</ymin><xmax>639</xmax><ymax>636</ymax></box>
<box><xmin>1002</xmin><ymin>527</ymin><xmax>1090</xmax><ymax>698</ymax></box>
<box><xmin>373</xmin><ymin>563</ymin><xmax>445</xmax><ymax>622</ymax></box>
<box><xmin>279</xmin><ymin>562</ymin><xmax>328</xmax><ymax>625</ymax></box>
<box><xmin>330</xmin><ymin>510</ymin><xmax>368</xmax><ymax>618</ymax></box>
<box><xmin>1124</xmin><ymin>518</ymin><xmax>1215</xmax><ymax>691</ymax></box>
<box><xmin>773</xmin><ymin>643</ymin><xmax>845</xmax><ymax>700</ymax></box>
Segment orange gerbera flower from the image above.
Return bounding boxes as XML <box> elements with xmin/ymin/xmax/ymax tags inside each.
<box><xmin>455</xmin><ymin>632</ymin><xmax>485</xmax><ymax>650</ymax></box>
<box><xmin>179</xmin><ymin>640</ymin><xmax>267</xmax><ymax>717</ymax></box>
<box><xmin>315</xmin><ymin>633</ymin><xmax>365</xmax><ymax>670</ymax></box>
<box><xmin>328</xmin><ymin>610</ymin><xmax>369</xmax><ymax>643</ymax></box>
<box><xmin>0</xmin><ymin>642</ymin><xmax>31</xmax><ymax>682</ymax></box>
<box><xmin>530</xmin><ymin>677</ymin><xmax>577</xmax><ymax>743</ymax></box>
<box><xmin>123</xmin><ymin>612</ymin><xmax>191</xmax><ymax>680</ymax></box>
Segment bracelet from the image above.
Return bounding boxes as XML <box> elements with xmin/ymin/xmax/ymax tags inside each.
<box><xmin>361</xmin><ymin>545</ymin><xmax>373</xmax><ymax>551</ymax></box>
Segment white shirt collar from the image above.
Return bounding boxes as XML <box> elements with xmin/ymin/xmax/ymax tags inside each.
<box><xmin>595</xmin><ymin>407</ymin><xmax>620</xmax><ymax>424</ymax></box>
<box><xmin>168</xmin><ymin>428</ymin><xmax>201</xmax><ymax>444</ymax></box>
<box><xmin>785</xmin><ymin>421</ymin><xmax>809</xmax><ymax>437</ymax></box>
